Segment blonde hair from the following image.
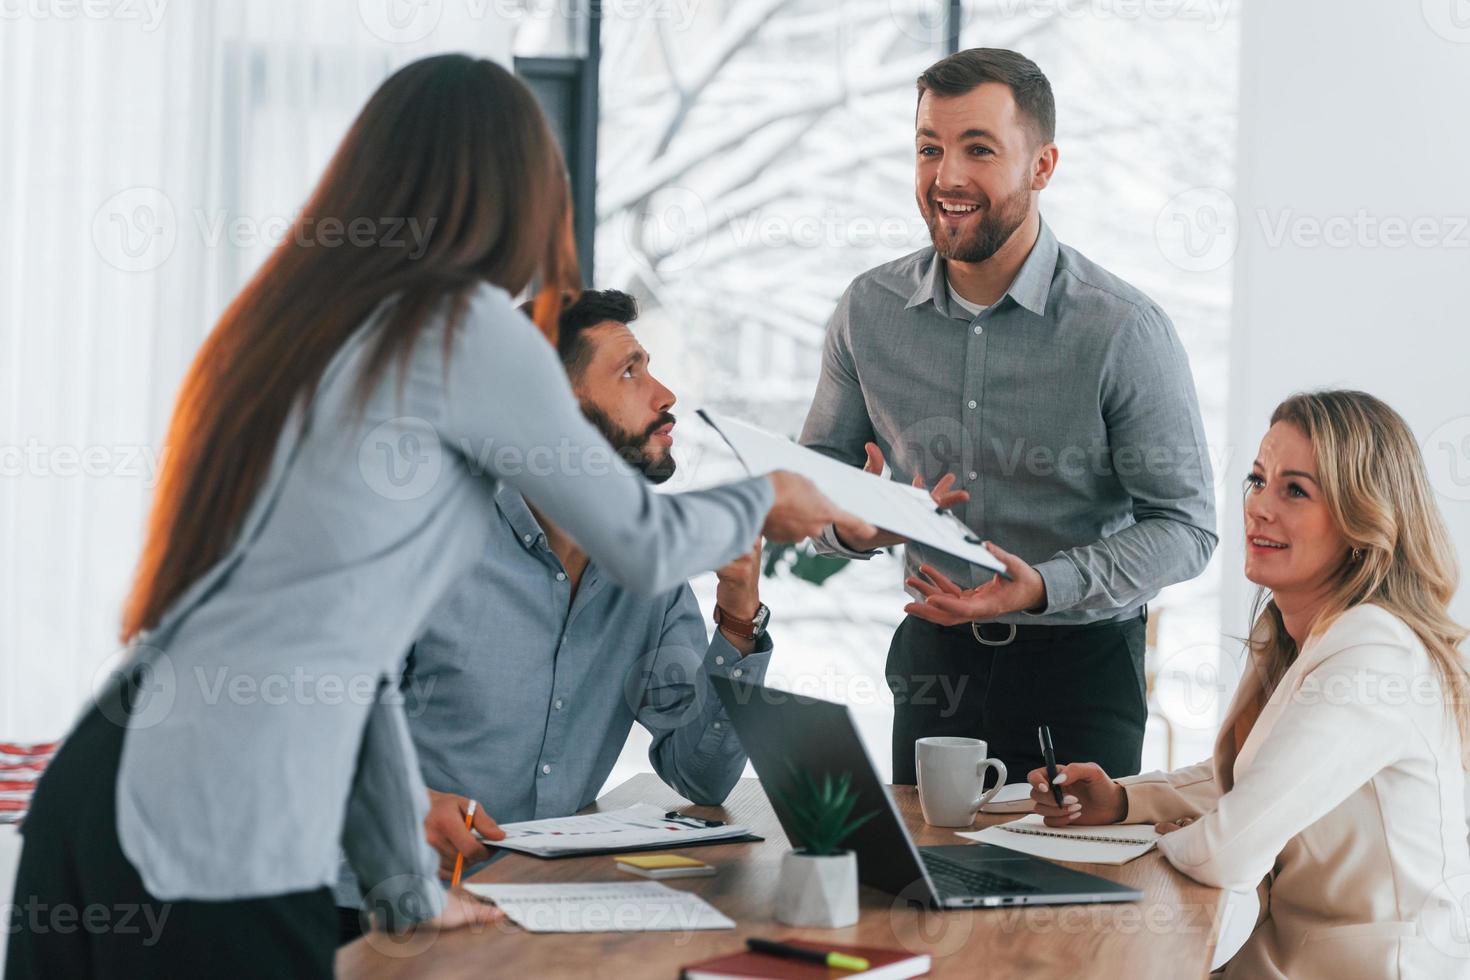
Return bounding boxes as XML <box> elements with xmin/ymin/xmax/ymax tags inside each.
<box><xmin>1249</xmin><ymin>390</ymin><xmax>1470</xmax><ymax>765</ymax></box>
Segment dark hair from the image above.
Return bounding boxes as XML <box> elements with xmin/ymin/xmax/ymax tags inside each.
<box><xmin>554</xmin><ymin>289</ymin><xmax>639</xmax><ymax>380</ymax></box>
<box><xmin>122</xmin><ymin>54</ymin><xmax>580</xmax><ymax>641</ymax></box>
<box><xmin>916</xmin><ymin>48</ymin><xmax>1055</xmax><ymax>146</ymax></box>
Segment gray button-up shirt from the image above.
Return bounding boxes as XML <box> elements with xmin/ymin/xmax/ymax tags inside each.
<box><xmin>403</xmin><ymin>483</ymin><xmax>769</xmax><ymax>822</ymax></box>
<box><xmin>800</xmin><ymin>220</ymin><xmax>1217</xmax><ymax>624</ymax></box>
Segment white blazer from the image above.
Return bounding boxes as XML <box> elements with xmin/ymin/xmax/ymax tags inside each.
<box><xmin>1120</xmin><ymin>604</ymin><xmax>1470</xmax><ymax>979</ymax></box>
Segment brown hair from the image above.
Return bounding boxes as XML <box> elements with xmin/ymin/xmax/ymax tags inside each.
<box><xmin>1249</xmin><ymin>390</ymin><xmax>1470</xmax><ymax>763</ymax></box>
<box><xmin>916</xmin><ymin>47</ymin><xmax>1056</xmax><ymax>146</ymax></box>
<box><xmin>121</xmin><ymin>54</ymin><xmax>580</xmax><ymax>640</ymax></box>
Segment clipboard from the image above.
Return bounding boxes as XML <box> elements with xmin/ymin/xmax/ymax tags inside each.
<box><xmin>697</xmin><ymin>409</ymin><xmax>1009</xmax><ymax>579</ymax></box>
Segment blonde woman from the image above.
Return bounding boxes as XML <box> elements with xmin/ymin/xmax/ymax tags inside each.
<box><xmin>914</xmin><ymin>390</ymin><xmax>1470</xmax><ymax>978</ymax></box>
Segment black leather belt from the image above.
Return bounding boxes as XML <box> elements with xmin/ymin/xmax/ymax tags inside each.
<box><xmin>961</xmin><ymin>607</ymin><xmax>1147</xmax><ymax>648</ymax></box>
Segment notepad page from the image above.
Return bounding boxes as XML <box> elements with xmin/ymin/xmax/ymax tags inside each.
<box><xmin>957</xmin><ymin>814</ymin><xmax>1162</xmax><ymax>865</ymax></box>
<box><xmin>464</xmin><ymin>881</ymin><xmax>735</xmax><ymax>933</ymax></box>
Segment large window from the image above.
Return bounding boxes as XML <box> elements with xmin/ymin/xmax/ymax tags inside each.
<box><xmin>597</xmin><ymin>0</ymin><xmax>1240</xmax><ymax>785</ymax></box>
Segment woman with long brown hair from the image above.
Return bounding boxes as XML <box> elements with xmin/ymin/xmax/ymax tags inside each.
<box><xmin>4</xmin><ymin>54</ymin><xmax>866</xmax><ymax>977</ymax></box>
<box><xmin>1006</xmin><ymin>390</ymin><xmax>1470</xmax><ymax>979</ymax></box>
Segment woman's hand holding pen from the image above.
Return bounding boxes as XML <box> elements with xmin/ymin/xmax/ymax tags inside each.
<box><xmin>1025</xmin><ymin>762</ymin><xmax>1129</xmax><ymax>828</ymax></box>
<box><xmin>833</xmin><ymin>442</ymin><xmax>972</xmax><ymax>551</ymax></box>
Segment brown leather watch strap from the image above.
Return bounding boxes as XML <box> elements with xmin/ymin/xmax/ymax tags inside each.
<box><xmin>713</xmin><ymin>604</ymin><xmax>760</xmax><ymax>639</ymax></box>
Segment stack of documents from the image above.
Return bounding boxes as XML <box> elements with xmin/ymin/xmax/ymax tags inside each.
<box><xmin>958</xmin><ymin>814</ymin><xmax>1162</xmax><ymax>865</ymax></box>
<box><xmin>464</xmin><ymin>881</ymin><xmax>735</xmax><ymax>933</ymax></box>
<box><xmin>486</xmin><ymin>804</ymin><xmax>754</xmax><ymax>858</ymax></box>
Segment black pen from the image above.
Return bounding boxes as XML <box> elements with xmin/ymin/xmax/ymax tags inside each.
<box><xmin>664</xmin><ymin>811</ymin><xmax>725</xmax><ymax>829</ymax></box>
<box><xmin>1038</xmin><ymin>725</ymin><xmax>1065</xmax><ymax>807</ymax></box>
<box><xmin>746</xmin><ymin>938</ymin><xmax>869</xmax><ymax>972</ymax></box>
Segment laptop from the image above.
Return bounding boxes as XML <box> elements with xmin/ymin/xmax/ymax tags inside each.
<box><xmin>710</xmin><ymin>675</ymin><xmax>1143</xmax><ymax>909</ymax></box>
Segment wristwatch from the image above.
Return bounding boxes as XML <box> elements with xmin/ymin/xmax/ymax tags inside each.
<box><xmin>714</xmin><ymin>602</ymin><xmax>770</xmax><ymax>641</ymax></box>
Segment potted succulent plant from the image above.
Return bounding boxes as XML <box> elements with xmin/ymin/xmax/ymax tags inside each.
<box><xmin>771</xmin><ymin>770</ymin><xmax>878</xmax><ymax>928</ymax></box>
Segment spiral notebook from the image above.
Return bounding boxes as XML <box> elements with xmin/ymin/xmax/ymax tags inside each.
<box><xmin>957</xmin><ymin>814</ymin><xmax>1162</xmax><ymax>865</ymax></box>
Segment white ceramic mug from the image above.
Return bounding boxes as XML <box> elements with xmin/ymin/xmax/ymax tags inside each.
<box><xmin>915</xmin><ymin>736</ymin><xmax>1008</xmax><ymax>828</ymax></box>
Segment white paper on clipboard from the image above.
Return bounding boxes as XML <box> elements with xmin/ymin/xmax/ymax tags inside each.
<box><xmin>697</xmin><ymin>409</ymin><xmax>1007</xmax><ymax>578</ymax></box>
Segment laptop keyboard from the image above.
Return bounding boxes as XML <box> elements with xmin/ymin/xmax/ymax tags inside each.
<box><xmin>922</xmin><ymin>852</ymin><xmax>1040</xmax><ymax>898</ymax></box>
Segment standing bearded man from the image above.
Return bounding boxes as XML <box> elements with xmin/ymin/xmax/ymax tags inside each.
<box><xmin>800</xmin><ymin>48</ymin><xmax>1217</xmax><ymax>784</ymax></box>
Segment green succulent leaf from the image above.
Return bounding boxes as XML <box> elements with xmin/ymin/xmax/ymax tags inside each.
<box><xmin>771</xmin><ymin>765</ymin><xmax>881</xmax><ymax>856</ymax></box>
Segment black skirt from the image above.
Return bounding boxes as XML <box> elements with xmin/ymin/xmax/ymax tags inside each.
<box><xmin>4</xmin><ymin>674</ymin><xmax>337</xmax><ymax>980</ymax></box>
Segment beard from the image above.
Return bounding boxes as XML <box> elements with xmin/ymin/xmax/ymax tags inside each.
<box><xmin>919</xmin><ymin>175</ymin><xmax>1033</xmax><ymax>264</ymax></box>
<box><xmin>581</xmin><ymin>403</ymin><xmax>678</xmax><ymax>485</ymax></box>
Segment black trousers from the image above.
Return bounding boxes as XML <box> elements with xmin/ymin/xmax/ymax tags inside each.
<box><xmin>4</xmin><ymin>681</ymin><xmax>337</xmax><ymax>980</ymax></box>
<box><xmin>886</xmin><ymin>611</ymin><xmax>1148</xmax><ymax>786</ymax></box>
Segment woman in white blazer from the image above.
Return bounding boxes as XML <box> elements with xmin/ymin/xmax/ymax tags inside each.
<box><xmin>1013</xmin><ymin>390</ymin><xmax>1470</xmax><ymax>979</ymax></box>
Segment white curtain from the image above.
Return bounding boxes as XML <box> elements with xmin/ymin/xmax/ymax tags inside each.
<box><xmin>0</xmin><ymin>3</ymin><xmax>517</xmax><ymax>739</ymax></box>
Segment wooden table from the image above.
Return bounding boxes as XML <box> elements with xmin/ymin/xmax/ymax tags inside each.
<box><xmin>338</xmin><ymin>775</ymin><xmax>1224</xmax><ymax>978</ymax></box>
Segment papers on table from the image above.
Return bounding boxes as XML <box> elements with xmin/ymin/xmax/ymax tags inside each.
<box><xmin>697</xmin><ymin>410</ymin><xmax>1007</xmax><ymax>577</ymax></box>
<box><xmin>958</xmin><ymin>814</ymin><xmax>1161</xmax><ymax>865</ymax></box>
<box><xmin>463</xmin><ymin>881</ymin><xmax>735</xmax><ymax>934</ymax></box>
<box><xmin>486</xmin><ymin>803</ymin><xmax>752</xmax><ymax>858</ymax></box>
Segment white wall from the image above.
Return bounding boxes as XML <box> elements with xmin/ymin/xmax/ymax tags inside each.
<box><xmin>1220</xmin><ymin>0</ymin><xmax>1470</xmax><ymax>646</ymax></box>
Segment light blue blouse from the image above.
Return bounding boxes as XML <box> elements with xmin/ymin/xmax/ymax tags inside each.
<box><xmin>108</xmin><ymin>283</ymin><xmax>772</xmax><ymax>926</ymax></box>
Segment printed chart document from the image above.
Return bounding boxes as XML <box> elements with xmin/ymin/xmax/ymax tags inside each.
<box><xmin>484</xmin><ymin>803</ymin><xmax>752</xmax><ymax>858</ymax></box>
<box><xmin>698</xmin><ymin>410</ymin><xmax>1007</xmax><ymax>577</ymax></box>
<box><xmin>957</xmin><ymin>814</ymin><xmax>1162</xmax><ymax>865</ymax></box>
<box><xmin>464</xmin><ymin>881</ymin><xmax>735</xmax><ymax>934</ymax></box>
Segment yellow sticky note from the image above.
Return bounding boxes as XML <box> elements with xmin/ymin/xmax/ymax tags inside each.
<box><xmin>616</xmin><ymin>854</ymin><xmax>708</xmax><ymax>870</ymax></box>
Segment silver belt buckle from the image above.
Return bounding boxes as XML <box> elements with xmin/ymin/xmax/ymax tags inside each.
<box><xmin>971</xmin><ymin>621</ymin><xmax>1018</xmax><ymax>647</ymax></box>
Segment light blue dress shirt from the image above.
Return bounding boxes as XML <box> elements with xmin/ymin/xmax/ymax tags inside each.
<box><xmin>334</xmin><ymin>484</ymin><xmax>771</xmax><ymax>907</ymax></box>
<box><xmin>108</xmin><ymin>283</ymin><xmax>773</xmax><ymax>926</ymax></box>
<box><xmin>406</xmin><ymin>484</ymin><xmax>770</xmax><ymax>820</ymax></box>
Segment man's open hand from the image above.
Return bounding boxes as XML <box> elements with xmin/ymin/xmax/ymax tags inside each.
<box><xmin>902</xmin><ymin>541</ymin><xmax>1048</xmax><ymax>625</ymax></box>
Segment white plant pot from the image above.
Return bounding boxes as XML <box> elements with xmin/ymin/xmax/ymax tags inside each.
<box><xmin>774</xmin><ymin>850</ymin><xmax>859</xmax><ymax>928</ymax></box>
